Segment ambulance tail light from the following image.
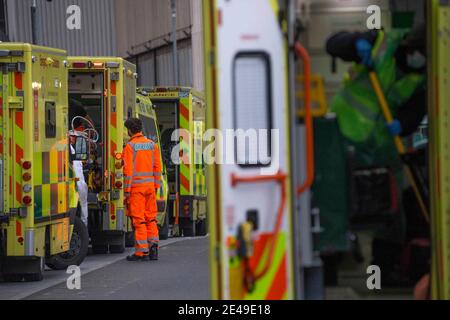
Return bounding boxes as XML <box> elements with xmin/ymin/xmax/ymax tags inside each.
<box><xmin>72</xmin><ymin>62</ymin><xmax>87</xmax><ymax>69</ymax></box>
<box><xmin>115</xmin><ymin>181</ymin><xmax>123</xmax><ymax>189</ymax></box>
<box><xmin>22</xmin><ymin>173</ymin><xmax>32</xmax><ymax>182</ymax></box>
<box><xmin>93</xmin><ymin>62</ymin><xmax>104</xmax><ymax>68</ymax></box>
<box><xmin>23</xmin><ymin>196</ymin><xmax>32</xmax><ymax>206</ymax></box>
<box><xmin>22</xmin><ymin>161</ymin><xmax>32</xmax><ymax>170</ymax></box>
<box><xmin>115</xmin><ymin>153</ymin><xmax>123</xmax><ymax>161</ymax></box>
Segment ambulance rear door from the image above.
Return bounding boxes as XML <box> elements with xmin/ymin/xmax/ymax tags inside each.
<box><xmin>204</xmin><ymin>0</ymin><xmax>295</xmax><ymax>300</ymax></box>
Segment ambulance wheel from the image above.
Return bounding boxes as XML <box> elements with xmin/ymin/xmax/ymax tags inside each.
<box><xmin>181</xmin><ymin>218</ymin><xmax>196</xmax><ymax>237</ymax></box>
<box><xmin>125</xmin><ymin>231</ymin><xmax>135</xmax><ymax>248</ymax></box>
<box><xmin>159</xmin><ymin>213</ymin><xmax>169</xmax><ymax>240</ymax></box>
<box><xmin>109</xmin><ymin>235</ymin><xmax>126</xmax><ymax>254</ymax></box>
<box><xmin>46</xmin><ymin>216</ymin><xmax>89</xmax><ymax>270</ymax></box>
<box><xmin>195</xmin><ymin>218</ymin><xmax>208</xmax><ymax>237</ymax></box>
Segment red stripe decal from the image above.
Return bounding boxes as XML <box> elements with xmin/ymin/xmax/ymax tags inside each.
<box><xmin>111</xmin><ymin>112</ymin><xmax>117</xmax><ymax>128</ymax></box>
<box><xmin>14</xmin><ymin>72</ymin><xmax>23</xmax><ymax>90</ymax></box>
<box><xmin>266</xmin><ymin>254</ymin><xmax>287</xmax><ymax>300</ymax></box>
<box><xmin>110</xmin><ymin>81</ymin><xmax>117</xmax><ymax>96</ymax></box>
<box><xmin>180</xmin><ymin>103</ymin><xmax>189</xmax><ymax>121</ymax></box>
<box><xmin>16</xmin><ymin>220</ymin><xmax>22</xmax><ymax>237</ymax></box>
<box><xmin>16</xmin><ymin>182</ymin><xmax>22</xmax><ymax>204</ymax></box>
<box><xmin>15</xmin><ymin>144</ymin><xmax>23</xmax><ymax>165</ymax></box>
<box><xmin>180</xmin><ymin>174</ymin><xmax>190</xmax><ymax>191</ymax></box>
<box><xmin>111</xmin><ymin>141</ymin><xmax>117</xmax><ymax>158</ymax></box>
<box><xmin>15</xmin><ymin>111</ymin><xmax>23</xmax><ymax>129</ymax></box>
<box><xmin>249</xmin><ymin>234</ymin><xmax>271</xmax><ymax>271</ymax></box>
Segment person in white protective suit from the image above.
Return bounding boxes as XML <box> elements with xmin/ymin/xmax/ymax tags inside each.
<box><xmin>70</xmin><ymin>142</ymin><xmax>89</xmax><ymax>227</ymax></box>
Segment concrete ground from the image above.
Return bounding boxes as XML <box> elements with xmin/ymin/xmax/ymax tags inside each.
<box><xmin>0</xmin><ymin>237</ymin><xmax>209</xmax><ymax>300</ymax></box>
<box><xmin>0</xmin><ymin>231</ymin><xmax>413</xmax><ymax>300</ymax></box>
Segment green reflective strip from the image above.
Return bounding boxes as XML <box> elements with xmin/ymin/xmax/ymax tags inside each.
<box><xmin>341</xmin><ymin>90</ymin><xmax>379</xmax><ymax>121</ymax></box>
<box><xmin>371</xmin><ymin>30</ymin><xmax>385</xmax><ymax>59</ymax></box>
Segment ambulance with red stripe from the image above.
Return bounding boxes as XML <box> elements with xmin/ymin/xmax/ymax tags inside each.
<box><xmin>0</xmin><ymin>43</ymin><xmax>89</xmax><ymax>281</ymax></box>
<box><xmin>67</xmin><ymin>57</ymin><xmax>137</xmax><ymax>254</ymax></box>
<box><xmin>143</xmin><ymin>87</ymin><xmax>207</xmax><ymax>237</ymax></box>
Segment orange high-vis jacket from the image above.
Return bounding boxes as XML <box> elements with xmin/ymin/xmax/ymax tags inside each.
<box><xmin>123</xmin><ymin>133</ymin><xmax>162</xmax><ymax>193</ymax></box>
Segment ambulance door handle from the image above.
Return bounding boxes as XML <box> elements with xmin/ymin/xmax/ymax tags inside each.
<box><xmin>230</xmin><ymin>171</ymin><xmax>287</xmax><ymax>280</ymax></box>
<box><xmin>295</xmin><ymin>42</ymin><xmax>315</xmax><ymax>196</ymax></box>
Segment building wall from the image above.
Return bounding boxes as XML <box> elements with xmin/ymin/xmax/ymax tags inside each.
<box><xmin>5</xmin><ymin>0</ymin><xmax>204</xmax><ymax>90</ymax></box>
<box><xmin>115</xmin><ymin>0</ymin><xmax>191</xmax><ymax>58</ymax></box>
<box><xmin>6</xmin><ymin>0</ymin><xmax>117</xmax><ymax>56</ymax></box>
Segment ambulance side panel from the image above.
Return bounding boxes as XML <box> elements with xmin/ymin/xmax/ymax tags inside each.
<box><xmin>1</xmin><ymin>44</ymin><xmax>71</xmax><ymax>258</ymax></box>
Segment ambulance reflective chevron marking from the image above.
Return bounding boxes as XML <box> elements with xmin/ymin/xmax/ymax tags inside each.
<box><xmin>179</xmin><ymin>95</ymin><xmax>191</xmax><ymax>195</ymax></box>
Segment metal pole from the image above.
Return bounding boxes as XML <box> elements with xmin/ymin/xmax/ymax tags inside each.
<box><xmin>31</xmin><ymin>0</ymin><xmax>41</xmax><ymax>45</ymax></box>
<box><xmin>171</xmin><ymin>0</ymin><xmax>179</xmax><ymax>85</ymax></box>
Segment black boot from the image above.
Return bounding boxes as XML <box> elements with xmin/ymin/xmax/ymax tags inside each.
<box><xmin>126</xmin><ymin>254</ymin><xmax>149</xmax><ymax>261</ymax></box>
<box><xmin>149</xmin><ymin>244</ymin><xmax>158</xmax><ymax>261</ymax></box>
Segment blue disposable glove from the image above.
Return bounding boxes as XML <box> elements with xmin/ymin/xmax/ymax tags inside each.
<box><xmin>386</xmin><ymin>119</ymin><xmax>402</xmax><ymax>136</ymax></box>
<box><xmin>355</xmin><ymin>38</ymin><xmax>374</xmax><ymax>68</ymax></box>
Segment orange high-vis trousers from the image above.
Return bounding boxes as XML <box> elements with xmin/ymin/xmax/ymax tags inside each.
<box><xmin>128</xmin><ymin>188</ymin><xmax>159</xmax><ymax>256</ymax></box>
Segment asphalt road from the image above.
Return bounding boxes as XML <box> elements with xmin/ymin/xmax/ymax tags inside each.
<box><xmin>0</xmin><ymin>237</ymin><xmax>209</xmax><ymax>300</ymax></box>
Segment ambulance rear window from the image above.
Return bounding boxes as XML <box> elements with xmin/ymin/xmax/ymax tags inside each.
<box><xmin>233</xmin><ymin>52</ymin><xmax>272</xmax><ymax>167</ymax></box>
<box><xmin>45</xmin><ymin>101</ymin><xmax>57</xmax><ymax>138</ymax></box>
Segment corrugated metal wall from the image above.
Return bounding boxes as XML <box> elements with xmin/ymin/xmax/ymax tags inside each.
<box><xmin>135</xmin><ymin>39</ymin><xmax>192</xmax><ymax>87</ymax></box>
<box><xmin>6</xmin><ymin>0</ymin><xmax>117</xmax><ymax>56</ymax></box>
<box><xmin>115</xmin><ymin>0</ymin><xmax>191</xmax><ymax>58</ymax></box>
<box><xmin>5</xmin><ymin>0</ymin><xmax>202</xmax><ymax>89</ymax></box>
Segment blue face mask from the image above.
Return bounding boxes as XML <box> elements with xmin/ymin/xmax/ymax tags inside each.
<box><xmin>407</xmin><ymin>51</ymin><xmax>426</xmax><ymax>70</ymax></box>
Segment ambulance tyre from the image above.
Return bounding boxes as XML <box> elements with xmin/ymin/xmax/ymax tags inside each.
<box><xmin>46</xmin><ymin>216</ymin><xmax>89</xmax><ymax>270</ymax></box>
<box><xmin>125</xmin><ymin>231</ymin><xmax>135</xmax><ymax>248</ymax></box>
<box><xmin>159</xmin><ymin>213</ymin><xmax>169</xmax><ymax>240</ymax></box>
<box><xmin>109</xmin><ymin>235</ymin><xmax>126</xmax><ymax>254</ymax></box>
<box><xmin>181</xmin><ymin>218</ymin><xmax>196</xmax><ymax>237</ymax></box>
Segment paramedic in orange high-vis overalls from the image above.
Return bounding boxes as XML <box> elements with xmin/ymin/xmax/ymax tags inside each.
<box><xmin>123</xmin><ymin>118</ymin><xmax>162</xmax><ymax>261</ymax></box>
